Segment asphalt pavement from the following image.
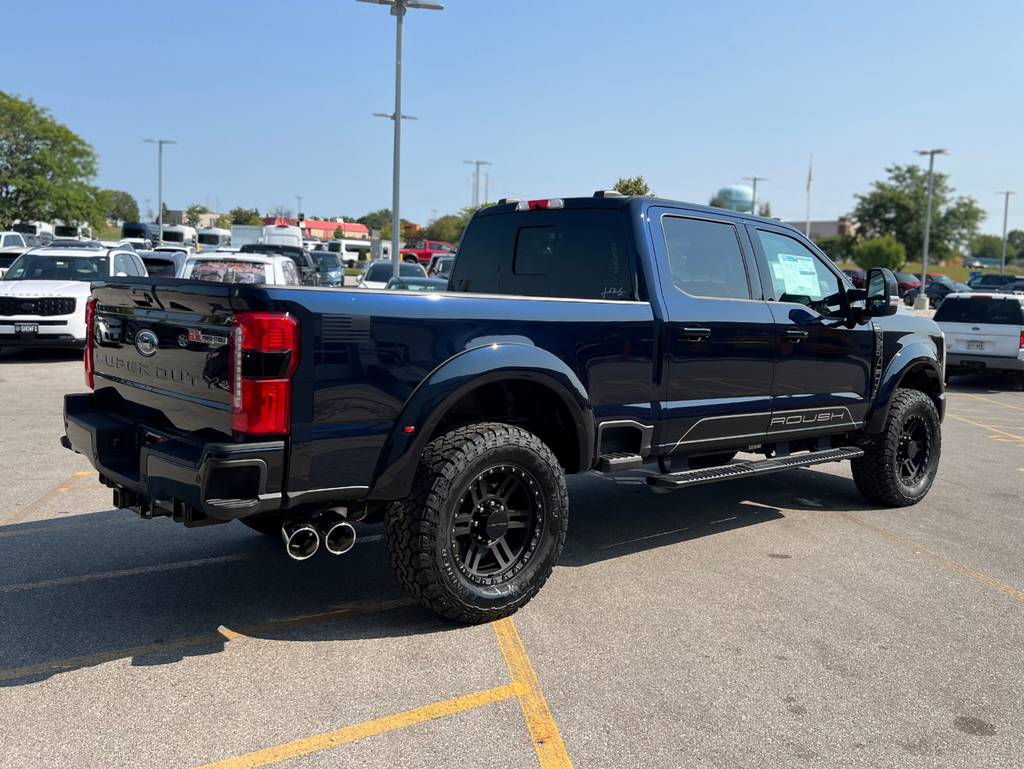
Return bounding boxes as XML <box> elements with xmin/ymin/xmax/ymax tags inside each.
<box><xmin>2</xmin><ymin>347</ymin><xmax>1023</xmax><ymax>768</ymax></box>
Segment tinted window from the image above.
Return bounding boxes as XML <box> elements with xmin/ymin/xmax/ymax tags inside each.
<box><xmin>452</xmin><ymin>209</ymin><xmax>631</xmax><ymax>300</ymax></box>
<box><xmin>661</xmin><ymin>216</ymin><xmax>750</xmax><ymax>299</ymax></box>
<box><xmin>131</xmin><ymin>256</ymin><xmax>146</xmax><ymax>276</ymax></box>
<box><xmin>143</xmin><ymin>258</ymin><xmax>177</xmax><ymax>276</ymax></box>
<box><xmin>757</xmin><ymin>230</ymin><xmax>843</xmax><ymax>317</ymax></box>
<box><xmin>163</xmin><ymin>231</ymin><xmax>184</xmax><ymax>243</ymax></box>
<box><xmin>365</xmin><ymin>262</ymin><xmax>426</xmax><ymax>282</ymax></box>
<box><xmin>54</xmin><ymin>226</ymin><xmax>77</xmax><ymax>237</ymax></box>
<box><xmin>934</xmin><ymin>298</ymin><xmax>1024</xmax><ymax>325</ymax></box>
<box><xmin>315</xmin><ymin>253</ymin><xmax>341</xmax><ymax>271</ymax></box>
<box><xmin>198</xmin><ymin>234</ymin><xmax>221</xmax><ymax>246</ymax></box>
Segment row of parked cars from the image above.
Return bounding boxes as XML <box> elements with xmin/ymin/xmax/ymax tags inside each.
<box><xmin>0</xmin><ymin>237</ymin><xmax>458</xmax><ymax>354</ymax></box>
<box><xmin>842</xmin><ymin>267</ymin><xmax>1024</xmax><ymax>309</ymax></box>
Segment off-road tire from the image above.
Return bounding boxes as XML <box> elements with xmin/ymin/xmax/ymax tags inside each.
<box><xmin>384</xmin><ymin>422</ymin><xmax>569</xmax><ymax>624</ymax></box>
<box><xmin>241</xmin><ymin>514</ymin><xmax>287</xmax><ymax>538</ymax></box>
<box><xmin>852</xmin><ymin>388</ymin><xmax>941</xmax><ymax>507</ymax></box>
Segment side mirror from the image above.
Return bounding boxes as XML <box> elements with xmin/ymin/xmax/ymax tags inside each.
<box><xmin>865</xmin><ymin>267</ymin><xmax>899</xmax><ymax>317</ymax></box>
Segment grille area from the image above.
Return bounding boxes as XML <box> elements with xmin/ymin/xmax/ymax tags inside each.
<box><xmin>0</xmin><ymin>297</ymin><xmax>77</xmax><ymax>317</ymax></box>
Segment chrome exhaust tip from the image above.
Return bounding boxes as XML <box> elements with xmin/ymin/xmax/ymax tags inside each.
<box><xmin>320</xmin><ymin>511</ymin><xmax>357</xmax><ymax>555</ymax></box>
<box><xmin>281</xmin><ymin>519</ymin><xmax>320</xmax><ymax>561</ymax></box>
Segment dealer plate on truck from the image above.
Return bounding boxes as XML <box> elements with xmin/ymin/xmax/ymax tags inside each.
<box><xmin>966</xmin><ymin>341</ymin><xmax>984</xmax><ymax>351</ymax></box>
<box><xmin>15</xmin><ymin>324</ymin><xmax>38</xmax><ymax>335</ymax></box>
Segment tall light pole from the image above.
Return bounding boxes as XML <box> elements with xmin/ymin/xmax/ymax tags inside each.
<box><xmin>463</xmin><ymin>160</ymin><xmax>492</xmax><ymax>208</ymax></box>
<box><xmin>360</xmin><ymin>0</ymin><xmax>444</xmax><ymax>280</ymax></box>
<box><xmin>144</xmin><ymin>139</ymin><xmax>176</xmax><ymax>243</ymax></box>
<box><xmin>914</xmin><ymin>149</ymin><xmax>949</xmax><ymax>308</ymax></box>
<box><xmin>744</xmin><ymin>175</ymin><xmax>767</xmax><ymax>216</ymax></box>
<box><xmin>996</xmin><ymin>191</ymin><xmax>1016</xmax><ymax>276</ymax></box>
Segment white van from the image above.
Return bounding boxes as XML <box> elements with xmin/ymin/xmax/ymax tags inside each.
<box><xmin>262</xmin><ymin>224</ymin><xmax>303</xmax><ymax>249</ymax></box>
<box><xmin>13</xmin><ymin>222</ymin><xmax>55</xmax><ymax>245</ymax></box>
<box><xmin>327</xmin><ymin>238</ymin><xmax>388</xmax><ymax>268</ymax></box>
<box><xmin>161</xmin><ymin>225</ymin><xmax>198</xmax><ymax>247</ymax></box>
<box><xmin>196</xmin><ymin>227</ymin><xmax>231</xmax><ymax>252</ymax></box>
<box><xmin>53</xmin><ymin>221</ymin><xmax>93</xmax><ymax>241</ymax></box>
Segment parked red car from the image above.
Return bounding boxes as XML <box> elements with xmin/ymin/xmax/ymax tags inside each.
<box><xmin>400</xmin><ymin>239</ymin><xmax>456</xmax><ymax>265</ymax></box>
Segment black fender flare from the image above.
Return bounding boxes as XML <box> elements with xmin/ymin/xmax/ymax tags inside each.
<box><xmin>368</xmin><ymin>343</ymin><xmax>594</xmax><ymax>500</ymax></box>
<box><xmin>865</xmin><ymin>343</ymin><xmax>945</xmax><ymax>433</ymax></box>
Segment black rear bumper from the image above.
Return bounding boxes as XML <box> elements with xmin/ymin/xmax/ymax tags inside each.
<box><xmin>62</xmin><ymin>393</ymin><xmax>286</xmax><ymax>523</ymax></box>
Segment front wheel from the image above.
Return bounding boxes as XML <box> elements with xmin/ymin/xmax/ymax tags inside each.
<box><xmin>385</xmin><ymin>423</ymin><xmax>568</xmax><ymax>624</ymax></box>
<box><xmin>852</xmin><ymin>388</ymin><xmax>941</xmax><ymax>506</ymax></box>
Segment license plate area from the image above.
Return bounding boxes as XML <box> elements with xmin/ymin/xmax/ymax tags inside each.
<box><xmin>14</xmin><ymin>324</ymin><xmax>39</xmax><ymax>335</ymax></box>
<box><xmin>965</xmin><ymin>341</ymin><xmax>985</xmax><ymax>351</ymax></box>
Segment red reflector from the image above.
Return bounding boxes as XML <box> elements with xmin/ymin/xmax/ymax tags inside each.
<box><xmin>971</xmin><ymin>295</ymin><xmax>992</xmax><ymax>299</ymax></box>
<box><xmin>403</xmin><ymin>425</ymin><xmax>416</xmax><ymax>434</ymax></box>
<box><xmin>230</xmin><ymin>312</ymin><xmax>299</xmax><ymax>436</ymax></box>
<box><xmin>517</xmin><ymin>198</ymin><xmax>566</xmax><ymax>211</ymax></box>
<box><xmin>84</xmin><ymin>297</ymin><xmax>97</xmax><ymax>389</ymax></box>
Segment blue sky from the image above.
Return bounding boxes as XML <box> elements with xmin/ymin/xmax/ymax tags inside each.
<box><xmin>5</xmin><ymin>0</ymin><xmax>1023</xmax><ymax>234</ymax></box>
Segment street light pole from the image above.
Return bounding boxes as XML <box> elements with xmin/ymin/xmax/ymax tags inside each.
<box><xmin>359</xmin><ymin>0</ymin><xmax>444</xmax><ymax>280</ymax></box>
<box><xmin>996</xmin><ymin>191</ymin><xmax>1016</xmax><ymax>276</ymax></box>
<box><xmin>463</xmin><ymin>160</ymin><xmax>492</xmax><ymax>208</ymax></box>
<box><xmin>914</xmin><ymin>149</ymin><xmax>949</xmax><ymax>309</ymax></box>
<box><xmin>743</xmin><ymin>175</ymin><xmax>767</xmax><ymax>216</ymax></box>
<box><xmin>144</xmin><ymin>139</ymin><xmax>176</xmax><ymax>244</ymax></box>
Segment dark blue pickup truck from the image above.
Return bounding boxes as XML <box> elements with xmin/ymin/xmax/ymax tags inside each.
<box><xmin>63</xmin><ymin>193</ymin><xmax>945</xmax><ymax>623</ymax></box>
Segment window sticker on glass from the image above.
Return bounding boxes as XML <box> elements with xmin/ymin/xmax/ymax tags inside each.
<box><xmin>776</xmin><ymin>254</ymin><xmax>821</xmax><ymax>298</ymax></box>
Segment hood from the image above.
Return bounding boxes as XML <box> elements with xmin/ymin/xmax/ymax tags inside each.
<box><xmin>0</xmin><ymin>280</ymin><xmax>95</xmax><ymax>298</ymax></box>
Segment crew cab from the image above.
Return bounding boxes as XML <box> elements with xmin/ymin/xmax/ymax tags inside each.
<box><xmin>401</xmin><ymin>239</ymin><xmax>456</xmax><ymax>265</ymax></box>
<box><xmin>1</xmin><ymin>244</ymin><xmax>147</xmax><ymax>351</ymax></box>
<box><xmin>937</xmin><ymin>292</ymin><xmax>1024</xmax><ymax>388</ymax></box>
<box><xmin>62</xmin><ymin>194</ymin><xmax>945</xmax><ymax>623</ymax></box>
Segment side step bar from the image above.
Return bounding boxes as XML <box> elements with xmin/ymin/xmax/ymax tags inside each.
<box><xmin>597</xmin><ymin>452</ymin><xmax>645</xmax><ymax>472</ymax></box>
<box><xmin>646</xmin><ymin>447</ymin><xmax>864</xmax><ymax>490</ymax></box>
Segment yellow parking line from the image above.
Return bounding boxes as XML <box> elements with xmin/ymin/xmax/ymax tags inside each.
<box><xmin>494</xmin><ymin>618</ymin><xmax>575</xmax><ymax>769</ymax></box>
<box><xmin>2</xmin><ymin>471</ymin><xmax>102</xmax><ymax>526</ymax></box>
<box><xmin>193</xmin><ymin>684</ymin><xmax>527</xmax><ymax>769</ymax></box>
<box><xmin>840</xmin><ymin>513</ymin><xmax>1024</xmax><ymax>603</ymax></box>
<box><xmin>946</xmin><ymin>413</ymin><xmax>1024</xmax><ymax>441</ymax></box>
<box><xmin>954</xmin><ymin>393</ymin><xmax>1024</xmax><ymax>413</ymax></box>
<box><xmin>0</xmin><ymin>598</ymin><xmax>414</xmax><ymax>683</ymax></box>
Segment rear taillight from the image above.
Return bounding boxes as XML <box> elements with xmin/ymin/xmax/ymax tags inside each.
<box><xmin>515</xmin><ymin>198</ymin><xmax>565</xmax><ymax>211</ymax></box>
<box><xmin>84</xmin><ymin>297</ymin><xmax>97</xmax><ymax>388</ymax></box>
<box><xmin>1020</xmin><ymin>330</ymin><xmax>1024</xmax><ymax>350</ymax></box>
<box><xmin>230</xmin><ymin>312</ymin><xmax>299</xmax><ymax>435</ymax></box>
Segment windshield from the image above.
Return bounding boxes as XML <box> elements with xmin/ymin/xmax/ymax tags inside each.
<box><xmin>433</xmin><ymin>243</ymin><xmax>456</xmax><ymax>252</ymax></box>
<box><xmin>434</xmin><ymin>257</ymin><xmax>454</xmax><ymax>273</ymax></box>
<box><xmin>0</xmin><ymin>255</ymin><xmax>19</xmax><ymax>269</ymax></box>
<box><xmin>931</xmin><ymin>275</ymin><xmax>954</xmax><ymax>286</ymax></box>
<box><xmin>122</xmin><ymin>226</ymin><xmax>148</xmax><ymax>239</ymax></box>
<box><xmin>364</xmin><ymin>262</ymin><xmax>426</xmax><ymax>282</ymax></box>
<box><xmin>54</xmin><ymin>226</ymin><xmax>79</xmax><ymax>238</ymax></box>
<box><xmin>4</xmin><ymin>254</ymin><xmax>107</xmax><ymax>281</ymax></box>
<box><xmin>315</xmin><ymin>253</ymin><xmax>341</xmax><ymax>271</ymax></box>
<box><xmin>935</xmin><ymin>297</ymin><xmax>1024</xmax><ymax>325</ymax></box>
<box><xmin>163</xmin><ymin>231</ymin><xmax>185</xmax><ymax>243</ymax></box>
<box><xmin>895</xmin><ymin>273</ymin><xmax>918</xmax><ymax>282</ymax></box>
<box><xmin>197</xmin><ymin>234</ymin><xmax>221</xmax><ymax>246</ymax></box>
<box><xmin>142</xmin><ymin>258</ymin><xmax>177</xmax><ymax>276</ymax></box>
<box><xmin>189</xmin><ymin>260</ymin><xmax>267</xmax><ymax>284</ymax></box>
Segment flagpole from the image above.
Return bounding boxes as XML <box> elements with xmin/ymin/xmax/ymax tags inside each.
<box><xmin>805</xmin><ymin>153</ymin><xmax>813</xmax><ymax>238</ymax></box>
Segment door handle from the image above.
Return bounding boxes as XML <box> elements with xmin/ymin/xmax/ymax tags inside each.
<box><xmin>783</xmin><ymin>329</ymin><xmax>808</xmax><ymax>343</ymax></box>
<box><xmin>680</xmin><ymin>327</ymin><xmax>711</xmax><ymax>342</ymax></box>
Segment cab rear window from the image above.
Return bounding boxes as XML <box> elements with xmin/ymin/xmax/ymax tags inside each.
<box><xmin>451</xmin><ymin>209</ymin><xmax>632</xmax><ymax>300</ymax></box>
<box><xmin>190</xmin><ymin>260</ymin><xmax>267</xmax><ymax>284</ymax></box>
<box><xmin>934</xmin><ymin>298</ymin><xmax>1023</xmax><ymax>325</ymax></box>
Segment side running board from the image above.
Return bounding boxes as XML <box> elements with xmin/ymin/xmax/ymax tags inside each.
<box><xmin>646</xmin><ymin>447</ymin><xmax>864</xmax><ymax>490</ymax></box>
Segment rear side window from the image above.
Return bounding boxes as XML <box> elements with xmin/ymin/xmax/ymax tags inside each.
<box><xmin>143</xmin><ymin>259</ymin><xmax>176</xmax><ymax>276</ymax></box>
<box><xmin>451</xmin><ymin>209</ymin><xmax>631</xmax><ymax>300</ymax></box>
<box><xmin>661</xmin><ymin>216</ymin><xmax>750</xmax><ymax>299</ymax></box>
<box><xmin>934</xmin><ymin>298</ymin><xmax>1024</xmax><ymax>325</ymax></box>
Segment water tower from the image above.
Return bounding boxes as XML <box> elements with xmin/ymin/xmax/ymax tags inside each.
<box><xmin>713</xmin><ymin>184</ymin><xmax>754</xmax><ymax>213</ymax></box>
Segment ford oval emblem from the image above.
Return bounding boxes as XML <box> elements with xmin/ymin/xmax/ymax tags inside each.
<box><xmin>135</xmin><ymin>329</ymin><xmax>159</xmax><ymax>357</ymax></box>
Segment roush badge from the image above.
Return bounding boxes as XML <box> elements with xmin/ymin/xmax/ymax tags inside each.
<box><xmin>135</xmin><ymin>330</ymin><xmax>159</xmax><ymax>357</ymax></box>
<box><xmin>187</xmin><ymin>329</ymin><xmax>229</xmax><ymax>346</ymax></box>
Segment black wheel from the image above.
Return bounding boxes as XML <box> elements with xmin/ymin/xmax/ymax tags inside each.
<box><xmin>385</xmin><ymin>422</ymin><xmax>568</xmax><ymax>624</ymax></box>
<box><xmin>852</xmin><ymin>388</ymin><xmax>941</xmax><ymax>506</ymax></box>
<box><xmin>240</xmin><ymin>514</ymin><xmax>287</xmax><ymax>538</ymax></box>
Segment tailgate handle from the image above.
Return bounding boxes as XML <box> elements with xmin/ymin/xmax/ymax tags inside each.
<box><xmin>680</xmin><ymin>327</ymin><xmax>711</xmax><ymax>342</ymax></box>
<box><xmin>783</xmin><ymin>329</ymin><xmax>809</xmax><ymax>343</ymax></box>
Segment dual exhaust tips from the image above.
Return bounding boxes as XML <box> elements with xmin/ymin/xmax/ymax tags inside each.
<box><xmin>281</xmin><ymin>510</ymin><xmax>357</xmax><ymax>561</ymax></box>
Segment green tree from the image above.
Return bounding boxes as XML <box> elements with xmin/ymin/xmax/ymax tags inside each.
<box><xmin>214</xmin><ymin>214</ymin><xmax>232</xmax><ymax>230</ymax></box>
<box><xmin>333</xmin><ymin>225</ymin><xmax>346</xmax><ymax>239</ymax></box>
<box><xmin>970</xmin><ymin>233</ymin><xmax>1016</xmax><ymax>262</ymax></box>
<box><xmin>101</xmin><ymin>189</ymin><xmax>139</xmax><ymax>223</ymax></box>
<box><xmin>852</xmin><ymin>164</ymin><xmax>985</xmax><ymax>264</ymax></box>
<box><xmin>614</xmin><ymin>175</ymin><xmax>654</xmax><ymax>197</ymax></box>
<box><xmin>853</xmin><ymin>235</ymin><xmax>906</xmax><ymax>271</ymax></box>
<box><xmin>357</xmin><ymin>208</ymin><xmax>392</xmax><ymax>234</ymax></box>
<box><xmin>815</xmin><ymin>235</ymin><xmax>856</xmax><ymax>263</ymax></box>
<box><xmin>185</xmin><ymin>203</ymin><xmax>209</xmax><ymax>228</ymax></box>
<box><xmin>757</xmin><ymin>201</ymin><xmax>772</xmax><ymax>218</ymax></box>
<box><xmin>229</xmin><ymin>206</ymin><xmax>263</xmax><ymax>226</ymax></box>
<box><xmin>420</xmin><ymin>204</ymin><xmax>495</xmax><ymax>245</ymax></box>
<box><xmin>0</xmin><ymin>90</ymin><xmax>104</xmax><ymax>230</ymax></box>
<box><xmin>1005</xmin><ymin>230</ymin><xmax>1024</xmax><ymax>258</ymax></box>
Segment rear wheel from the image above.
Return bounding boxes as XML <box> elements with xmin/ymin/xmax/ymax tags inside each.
<box><xmin>385</xmin><ymin>423</ymin><xmax>568</xmax><ymax>624</ymax></box>
<box><xmin>852</xmin><ymin>388</ymin><xmax>941</xmax><ymax>506</ymax></box>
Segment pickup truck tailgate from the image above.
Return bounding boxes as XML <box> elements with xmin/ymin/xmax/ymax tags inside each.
<box><xmin>942</xmin><ymin>322</ymin><xmax>1021</xmax><ymax>356</ymax></box>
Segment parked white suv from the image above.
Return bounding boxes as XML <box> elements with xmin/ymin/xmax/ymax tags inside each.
<box><xmin>183</xmin><ymin>253</ymin><xmax>303</xmax><ymax>286</ymax></box>
<box><xmin>0</xmin><ymin>245</ymin><xmax>147</xmax><ymax>352</ymax></box>
<box><xmin>936</xmin><ymin>292</ymin><xmax>1024</xmax><ymax>388</ymax></box>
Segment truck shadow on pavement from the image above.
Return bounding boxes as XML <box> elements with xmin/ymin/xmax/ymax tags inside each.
<box><xmin>0</xmin><ymin>467</ymin><xmax>883</xmax><ymax>688</ymax></box>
